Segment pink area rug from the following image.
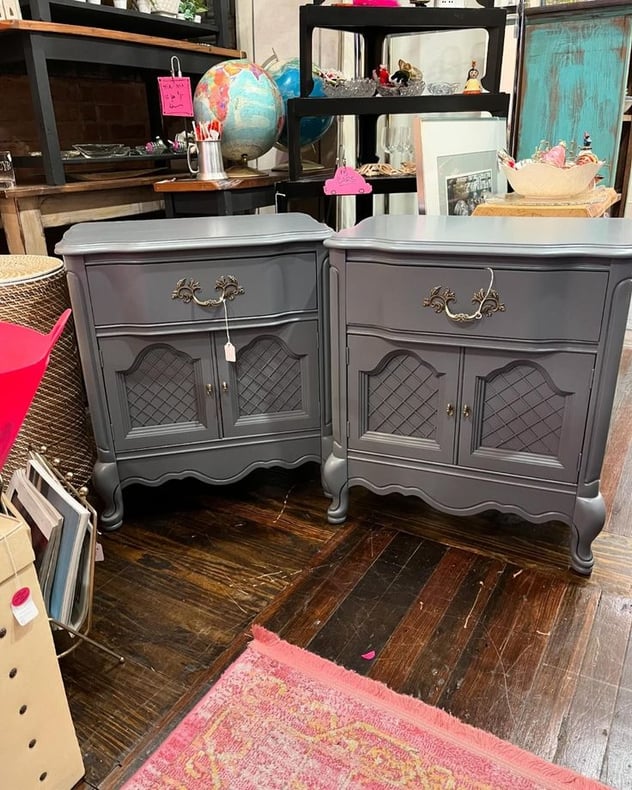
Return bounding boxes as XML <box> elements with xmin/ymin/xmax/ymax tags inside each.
<box><xmin>122</xmin><ymin>626</ymin><xmax>608</xmax><ymax>789</ymax></box>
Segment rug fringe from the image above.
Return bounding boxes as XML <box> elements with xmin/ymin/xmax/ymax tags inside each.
<box><xmin>250</xmin><ymin>626</ymin><xmax>609</xmax><ymax>790</ymax></box>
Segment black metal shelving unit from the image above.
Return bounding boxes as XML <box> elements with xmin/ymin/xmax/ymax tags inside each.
<box><xmin>281</xmin><ymin>3</ymin><xmax>510</xmax><ymax>223</ymax></box>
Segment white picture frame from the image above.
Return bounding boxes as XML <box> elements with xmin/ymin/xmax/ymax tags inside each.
<box><xmin>414</xmin><ymin>116</ymin><xmax>508</xmax><ymax>215</ymax></box>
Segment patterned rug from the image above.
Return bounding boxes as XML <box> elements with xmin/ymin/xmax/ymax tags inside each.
<box><xmin>122</xmin><ymin>626</ymin><xmax>608</xmax><ymax>789</ymax></box>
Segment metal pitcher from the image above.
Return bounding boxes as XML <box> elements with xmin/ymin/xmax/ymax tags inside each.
<box><xmin>186</xmin><ymin>140</ymin><xmax>227</xmax><ymax>181</ymax></box>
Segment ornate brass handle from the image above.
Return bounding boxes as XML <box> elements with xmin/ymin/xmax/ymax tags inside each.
<box><xmin>446</xmin><ymin>403</ymin><xmax>455</xmax><ymax>417</ymax></box>
<box><xmin>222</xmin><ymin>381</ymin><xmax>228</xmax><ymax>393</ymax></box>
<box><xmin>423</xmin><ymin>267</ymin><xmax>505</xmax><ymax>323</ymax></box>
<box><xmin>205</xmin><ymin>383</ymin><xmax>214</xmax><ymax>396</ymax></box>
<box><xmin>172</xmin><ymin>275</ymin><xmax>245</xmax><ymax>308</ymax></box>
<box><xmin>462</xmin><ymin>404</ymin><xmax>471</xmax><ymax>418</ymax></box>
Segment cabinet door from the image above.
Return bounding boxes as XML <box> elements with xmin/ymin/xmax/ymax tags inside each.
<box><xmin>347</xmin><ymin>336</ymin><xmax>459</xmax><ymax>463</ymax></box>
<box><xmin>99</xmin><ymin>334</ymin><xmax>219</xmax><ymax>452</ymax></box>
<box><xmin>458</xmin><ymin>350</ymin><xmax>594</xmax><ymax>483</ymax></box>
<box><xmin>215</xmin><ymin>321</ymin><xmax>320</xmax><ymax>438</ymax></box>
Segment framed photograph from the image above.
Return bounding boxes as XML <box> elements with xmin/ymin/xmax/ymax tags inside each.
<box><xmin>414</xmin><ymin>117</ymin><xmax>508</xmax><ymax>215</ymax></box>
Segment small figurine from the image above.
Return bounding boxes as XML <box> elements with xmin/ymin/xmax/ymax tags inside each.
<box><xmin>576</xmin><ymin>131</ymin><xmax>600</xmax><ymax>166</ymax></box>
<box><xmin>373</xmin><ymin>64</ymin><xmax>391</xmax><ymax>85</ymax></box>
<box><xmin>390</xmin><ymin>59</ymin><xmax>423</xmax><ymax>86</ymax></box>
<box><xmin>145</xmin><ymin>136</ymin><xmax>168</xmax><ymax>154</ymax></box>
<box><xmin>463</xmin><ymin>61</ymin><xmax>482</xmax><ymax>94</ymax></box>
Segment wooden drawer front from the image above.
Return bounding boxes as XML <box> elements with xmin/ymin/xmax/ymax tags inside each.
<box><xmin>87</xmin><ymin>252</ymin><xmax>317</xmax><ymax>327</ymax></box>
<box><xmin>346</xmin><ymin>262</ymin><xmax>607</xmax><ymax>343</ymax></box>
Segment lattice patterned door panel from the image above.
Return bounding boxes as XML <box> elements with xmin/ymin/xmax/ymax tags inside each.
<box><xmin>215</xmin><ymin>321</ymin><xmax>320</xmax><ymax>438</ymax></box>
<box><xmin>99</xmin><ymin>334</ymin><xmax>219</xmax><ymax>451</ymax></box>
<box><xmin>458</xmin><ymin>349</ymin><xmax>595</xmax><ymax>482</ymax></box>
<box><xmin>347</xmin><ymin>336</ymin><xmax>459</xmax><ymax>463</ymax></box>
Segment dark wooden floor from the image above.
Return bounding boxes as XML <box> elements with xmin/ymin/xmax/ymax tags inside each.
<box><xmin>62</xmin><ymin>347</ymin><xmax>632</xmax><ymax>790</ymax></box>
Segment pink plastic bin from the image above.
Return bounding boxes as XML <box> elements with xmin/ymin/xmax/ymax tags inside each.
<box><xmin>0</xmin><ymin>309</ymin><xmax>71</xmax><ymax>473</ymax></box>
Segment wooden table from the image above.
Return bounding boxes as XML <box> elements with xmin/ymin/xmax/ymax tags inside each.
<box><xmin>0</xmin><ymin>175</ymin><xmax>167</xmax><ymax>255</ymax></box>
<box><xmin>153</xmin><ymin>174</ymin><xmax>285</xmax><ymax>217</ymax></box>
<box><xmin>472</xmin><ymin>187</ymin><xmax>620</xmax><ymax>218</ymax></box>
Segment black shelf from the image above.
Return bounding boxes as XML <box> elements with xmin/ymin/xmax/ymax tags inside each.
<box><xmin>287</xmin><ymin>92</ymin><xmax>511</xmax><ymax>180</ymax></box>
<box><xmin>19</xmin><ymin>0</ymin><xmax>218</xmax><ymax>39</ymax></box>
<box><xmin>299</xmin><ymin>4</ymin><xmax>508</xmax><ymax>97</ymax></box>
<box><xmin>13</xmin><ymin>152</ymin><xmax>187</xmax><ymax>166</ymax></box>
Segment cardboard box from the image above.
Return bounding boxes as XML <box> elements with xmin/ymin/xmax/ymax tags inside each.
<box><xmin>0</xmin><ymin>497</ymin><xmax>84</xmax><ymax>790</ymax></box>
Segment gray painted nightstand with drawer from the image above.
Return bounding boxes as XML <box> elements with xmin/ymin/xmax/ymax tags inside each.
<box><xmin>57</xmin><ymin>213</ymin><xmax>332</xmax><ymax>530</ymax></box>
<box><xmin>322</xmin><ymin>214</ymin><xmax>632</xmax><ymax>574</ymax></box>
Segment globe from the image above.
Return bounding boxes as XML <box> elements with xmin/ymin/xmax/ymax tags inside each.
<box><xmin>193</xmin><ymin>59</ymin><xmax>284</xmax><ymax>163</ymax></box>
<box><xmin>265</xmin><ymin>57</ymin><xmax>334</xmax><ymax>149</ymax></box>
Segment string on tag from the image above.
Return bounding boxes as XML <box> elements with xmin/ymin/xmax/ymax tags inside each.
<box><xmin>1</xmin><ymin>521</ymin><xmax>39</xmax><ymax>625</ymax></box>
<box><xmin>1</xmin><ymin>521</ymin><xmax>22</xmax><ymax>588</ymax></box>
<box><xmin>223</xmin><ymin>299</ymin><xmax>236</xmax><ymax>362</ymax></box>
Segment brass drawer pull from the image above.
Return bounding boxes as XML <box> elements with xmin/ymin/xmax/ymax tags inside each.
<box><xmin>172</xmin><ymin>275</ymin><xmax>245</xmax><ymax>308</ymax></box>
<box><xmin>446</xmin><ymin>403</ymin><xmax>455</xmax><ymax>417</ymax></box>
<box><xmin>222</xmin><ymin>381</ymin><xmax>229</xmax><ymax>393</ymax></box>
<box><xmin>423</xmin><ymin>267</ymin><xmax>505</xmax><ymax>322</ymax></box>
<box><xmin>205</xmin><ymin>383</ymin><xmax>214</xmax><ymax>396</ymax></box>
<box><xmin>462</xmin><ymin>404</ymin><xmax>471</xmax><ymax>418</ymax></box>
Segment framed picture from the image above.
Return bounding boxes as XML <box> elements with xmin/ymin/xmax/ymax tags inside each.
<box><xmin>414</xmin><ymin>116</ymin><xmax>508</xmax><ymax>215</ymax></box>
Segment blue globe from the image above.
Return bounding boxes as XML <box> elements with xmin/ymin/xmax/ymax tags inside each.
<box><xmin>193</xmin><ymin>59</ymin><xmax>284</xmax><ymax>162</ymax></box>
<box><xmin>265</xmin><ymin>57</ymin><xmax>334</xmax><ymax>149</ymax></box>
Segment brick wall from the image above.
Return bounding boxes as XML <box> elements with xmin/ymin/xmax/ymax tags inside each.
<box><xmin>0</xmin><ymin>71</ymin><xmax>153</xmax><ymax>151</ymax></box>
<box><xmin>0</xmin><ymin>70</ymin><xmax>152</xmax><ymax>157</ymax></box>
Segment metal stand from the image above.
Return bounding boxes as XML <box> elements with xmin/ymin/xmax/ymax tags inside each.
<box><xmin>29</xmin><ymin>449</ymin><xmax>125</xmax><ymax>663</ymax></box>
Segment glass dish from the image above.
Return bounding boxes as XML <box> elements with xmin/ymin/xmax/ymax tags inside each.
<box><xmin>323</xmin><ymin>78</ymin><xmax>376</xmax><ymax>98</ymax></box>
<box><xmin>73</xmin><ymin>144</ymin><xmax>131</xmax><ymax>158</ymax></box>
<box><xmin>427</xmin><ymin>82</ymin><xmax>461</xmax><ymax>95</ymax></box>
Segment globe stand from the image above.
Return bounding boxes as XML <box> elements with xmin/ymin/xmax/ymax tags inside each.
<box><xmin>271</xmin><ymin>159</ymin><xmax>325</xmax><ymax>173</ymax></box>
<box><xmin>225</xmin><ymin>154</ymin><xmax>269</xmax><ymax>179</ymax></box>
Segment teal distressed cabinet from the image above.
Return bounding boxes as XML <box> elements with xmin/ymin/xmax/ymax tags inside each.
<box><xmin>512</xmin><ymin>0</ymin><xmax>632</xmax><ymax>190</ymax></box>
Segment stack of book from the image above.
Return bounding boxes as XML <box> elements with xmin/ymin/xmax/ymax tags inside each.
<box><xmin>5</xmin><ymin>454</ymin><xmax>94</xmax><ymax>631</ymax></box>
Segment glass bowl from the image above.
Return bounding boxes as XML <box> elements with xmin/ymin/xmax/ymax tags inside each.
<box><xmin>73</xmin><ymin>144</ymin><xmax>131</xmax><ymax>158</ymax></box>
<box><xmin>323</xmin><ymin>78</ymin><xmax>376</xmax><ymax>98</ymax></box>
<box><xmin>399</xmin><ymin>80</ymin><xmax>426</xmax><ymax>97</ymax></box>
<box><xmin>427</xmin><ymin>82</ymin><xmax>461</xmax><ymax>95</ymax></box>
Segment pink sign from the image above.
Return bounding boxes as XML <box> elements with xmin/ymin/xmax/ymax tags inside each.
<box><xmin>157</xmin><ymin>76</ymin><xmax>194</xmax><ymax>117</ymax></box>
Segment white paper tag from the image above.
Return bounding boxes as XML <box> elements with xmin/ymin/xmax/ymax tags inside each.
<box><xmin>95</xmin><ymin>542</ymin><xmax>105</xmax><ymax>562</ymax></box>
<box><xmin>11</xmin><ymin>587</ymin><xmax>38</xmax><ymax>626</ymax></box>
<box><xmin>224</xmin><ymin>342</ymin><xmax>236</xmax><ymax>362</ymax></box>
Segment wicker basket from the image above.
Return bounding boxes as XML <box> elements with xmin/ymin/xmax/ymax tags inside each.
<box><xmin>0</xmin><ymin>256</ymin><xmax>95</xmax><ymax>488</ymax></box>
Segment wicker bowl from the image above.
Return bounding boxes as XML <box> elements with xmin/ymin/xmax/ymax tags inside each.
<box><xmin>500</xmin><ymin>160</ymin><xmax>604</xmax><ymax>198</ymax></box>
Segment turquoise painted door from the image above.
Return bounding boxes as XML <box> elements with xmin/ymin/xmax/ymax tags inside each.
<box><xmin>516</xmin><ymin>10</ymin><xmax>631</xmax><ymax>187</ymax></box>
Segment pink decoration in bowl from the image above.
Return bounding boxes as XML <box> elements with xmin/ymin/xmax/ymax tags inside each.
<box><xmin>500</xmin><ymin>160</ymin><xmax>604</xmax><ymax>199</ymax></box>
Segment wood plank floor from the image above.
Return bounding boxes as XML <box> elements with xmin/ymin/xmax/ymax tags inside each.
<box><xmin>63</xmin><ymin>348</ymin><xmax>632</xmax><ymax>790</ymax></box>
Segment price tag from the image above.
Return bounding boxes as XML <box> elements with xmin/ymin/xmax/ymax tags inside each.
<box><xmin>224</xmin><ymin>342</ymin><xmax>236</xmax><ymax>362</ymax></box>
<box><xmin>11</xmin><ymin>587</ymin><xmax>38</xmax><ymax>626</ymax></box>
<box><xmin>157</xmin><ymin>76</ymin><xmax>194</xmax><ymax>117</ymax></box>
